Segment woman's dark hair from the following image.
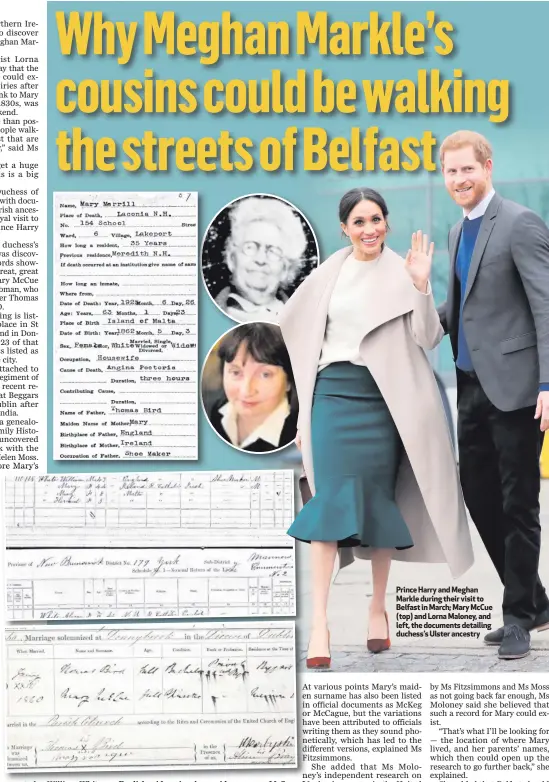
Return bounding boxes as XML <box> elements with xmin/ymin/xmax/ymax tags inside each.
<box><xmin>217</xmin><ymin>323</ymin><xmax>294</xmax><ymax>385</ymax></box>
<box><xmin>338</xmin><ymin>187</ymin><xmax>389</xmax><ymax>225</ymax></box>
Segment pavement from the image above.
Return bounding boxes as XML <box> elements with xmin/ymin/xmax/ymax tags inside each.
<box><xmin>296</xmin><ymin>479</ymin><xmax>549</xmax><ymax>672</ymax></box>
<box><xmin>297</xmin><ymin>644</ymin><xmax>549</xmax><ymax>673</ymax></box>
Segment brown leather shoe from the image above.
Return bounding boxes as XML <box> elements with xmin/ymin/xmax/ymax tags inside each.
<box><xmin>367</xmin><ymin>611</ymin><xmax>391</xmax><ymax>654</ymax></box>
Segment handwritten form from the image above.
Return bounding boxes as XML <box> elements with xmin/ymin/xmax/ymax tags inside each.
<box><xmin>6</xmin><ymin>471</ymin><xmax>295</xmax><ymax>619</ymax></box>
<box><xmin>6</xmin><ymin>623</ymin><xmax>296</xmax><ymax>772</ymax></box>
<box><xmin>7</xmin><ymin>549</ymin><xmax>294</xmax><ymax>620</ymax></box>
<box><xmin>53</xmin><ymin>192</ymin><xmax>198</xmax><ymax>460</ymax></box>
<box><xmin>5</xmin><ymin>471</ymin><xmax>294</xmax><ymax>547</ymax></box>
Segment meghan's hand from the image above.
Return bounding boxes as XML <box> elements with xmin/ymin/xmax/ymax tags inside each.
<box><xmin>535</xmin><ymin>391</ymin><xmax>549</xmax><ymax>432</ymax></box>
<box><xmin>405</xmin><ymin>230</ymin><xmax>434</xmax><ymax>293</ymax></box>
<box><xmin>295</xmin><ymin>432</ymin><xmax>302</xmax><ymax>451</ymax></box>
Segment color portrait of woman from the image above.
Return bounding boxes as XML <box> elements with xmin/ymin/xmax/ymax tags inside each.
<box><xmin>279</xmin><ymin>187</ymin><xmax>474</xmax><ymax>669</ymax></box>
<box><xmin>202</xmin><ymin>322</ymin><xmax>298</xmax><ymax>453</ymax></box>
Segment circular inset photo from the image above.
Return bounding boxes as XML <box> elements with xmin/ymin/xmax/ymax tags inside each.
<box><xmin>202</xmin><ymin>193</ymin><xmax>319</xmax><ymax>323</ymax></box>
<box><xmin>201</xmin><ymin>322</ymin><xmax>298</xmax><ymax>453</ymax></box>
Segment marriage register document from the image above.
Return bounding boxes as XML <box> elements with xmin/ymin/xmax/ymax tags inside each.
<box><xmin>6</xmin><ymin>471</ymin><xmax>295</xmax><ymax>619</ymax></box>
<box><xmin>53</xmin><ymin>191</ymin><xmax>197</xmax><ymax>460</ymax></box>
<box><xmin>6</xmin><ymin>623</ymin><xmax>296</xmax><ymax>772</ymax></box>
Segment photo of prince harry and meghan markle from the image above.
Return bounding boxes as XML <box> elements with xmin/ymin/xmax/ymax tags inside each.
<box><xmin>204</xmin><ymin>128</ymin><xmax>549</xmax><ymax>670</ymax></box>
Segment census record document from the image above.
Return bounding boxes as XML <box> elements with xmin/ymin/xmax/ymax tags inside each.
<box><xmin>5</xmin><ymin>623</ymin><xmax>297</xmax><ymax>772</ymax></box>
<box><xmin>53</xmin><ymin>191</ymin><xmax>198</xmax><ymax>460</ymax></box>
<box><xmin>5</xmin><ymin>471</ymin><xmax>295</xmax><ymax>619</ymax></box>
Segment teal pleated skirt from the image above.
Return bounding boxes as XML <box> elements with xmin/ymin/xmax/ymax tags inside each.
<box><xmin>288</xmin><ymin>362</ymin><xmax>413</xmax><ymax>549</ymax></box>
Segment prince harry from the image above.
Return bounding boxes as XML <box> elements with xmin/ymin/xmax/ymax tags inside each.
<box><xmin>438</xmin><ymin>130</ymin><xmax>549</xmax><ymax>659</ymax></box>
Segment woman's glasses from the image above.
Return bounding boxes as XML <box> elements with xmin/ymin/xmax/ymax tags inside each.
<box><xmin>237</xmin><ymin>240</ymin><xmax>284</xmax><ymax>262</ymax></box>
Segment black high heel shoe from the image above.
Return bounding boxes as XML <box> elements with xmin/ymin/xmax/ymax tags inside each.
<box><xmin>367</xmin><ymin>611</ymin><xmax>391</xmax><ymax>654</ymax></box>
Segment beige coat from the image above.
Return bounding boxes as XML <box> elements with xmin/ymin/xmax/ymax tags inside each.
<box><xmin>279</xmin><ymin>245</ymin><xmax>473</xmax><ymax>578</ymax></box>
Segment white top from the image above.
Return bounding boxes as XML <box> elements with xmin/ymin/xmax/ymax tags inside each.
<box><xmin>217</xmin><ymin>397</ymin><xmax>290</xmax><ymax>450</ymax></box>
<box><xmin>318</xmin><ymin>253</ymin><xmax>382</xmax><ymax>372</ymax></box>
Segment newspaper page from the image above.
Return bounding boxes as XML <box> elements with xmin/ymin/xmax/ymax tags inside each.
<box><xmin>2</xmin><ymin>2</ymin><xmax>549</xmax><ymax>782</ymax></box>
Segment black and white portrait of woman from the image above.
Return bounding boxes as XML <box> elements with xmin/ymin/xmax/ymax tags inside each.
<box><xmin>202</xmin><ymin>194</ymin><xmax>319</xmax><ymax>323</ymax></box>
